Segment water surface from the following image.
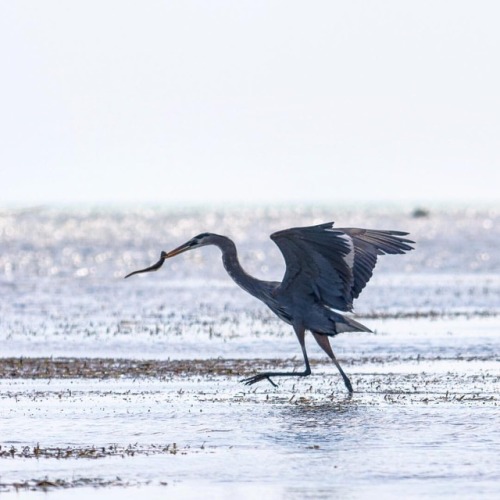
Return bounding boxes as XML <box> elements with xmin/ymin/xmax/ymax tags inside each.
<box><xmin>1</xmin><ymin>206</ymin><xmax>499</xmax><ymax>498</ymax></box>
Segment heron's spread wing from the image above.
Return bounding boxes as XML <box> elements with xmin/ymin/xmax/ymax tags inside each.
<box><xmin>271</xmin><ymin>222</ymin><xmax>414</xmax><ymax>311</ymax></box>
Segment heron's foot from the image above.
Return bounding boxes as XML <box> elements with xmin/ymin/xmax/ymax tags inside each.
<box><xmin>340</xmin><ymin>372</ymin><xmax>354</xmax><ymax>394</ymax></box>
<box><xmin>240</xmin><ymin>373</ymin><xmax>278</xmax><ymax>387</ymax></box>
<box><xmin>345</xmin><ymin>379</ymin><xmax>354</xmax><ymax>394</ymax></box>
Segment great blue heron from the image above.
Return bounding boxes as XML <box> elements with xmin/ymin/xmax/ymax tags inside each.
<box><xmin>125</xmin><ymin>222</ymin><xmax>414</xmax><ymax>392</ymax></box>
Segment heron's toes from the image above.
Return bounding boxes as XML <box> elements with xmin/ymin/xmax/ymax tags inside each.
<box><xmin>240</xmin><ymin>374</ymin><xmax>278</xmax><ymax>387</ymax></box>
<box><xmin>240</xmin><ymin>375</ymin><xmax>262</xmax><ymax>385</ymax></box>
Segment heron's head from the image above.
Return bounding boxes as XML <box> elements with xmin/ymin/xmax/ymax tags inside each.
<box><xmin>166</xmin><ymin>232</ymin><xmax>214</xmax><ymax>257</ymax></box>
<box><xmin>124</xmin><ymin>233</ymin><xmax>217</xmax><ymax>278</ymax></box>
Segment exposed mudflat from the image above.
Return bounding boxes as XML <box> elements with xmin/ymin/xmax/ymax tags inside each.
<box><xmin>1</xmin><ymin>338</ymin><xmax>499</xmax><ymax>498</ymax></box>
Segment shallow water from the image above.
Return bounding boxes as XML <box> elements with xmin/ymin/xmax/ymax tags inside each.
<box><xmin>1</xmin><ymin>206</ymin><xmax>499</xmax><ymax>498</ymax></box>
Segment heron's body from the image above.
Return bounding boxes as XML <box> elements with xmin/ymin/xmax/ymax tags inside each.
<box><xmin>126</xmin><ymin>222</ymin><xmax>414</xmax><ymax>392</ymax></box>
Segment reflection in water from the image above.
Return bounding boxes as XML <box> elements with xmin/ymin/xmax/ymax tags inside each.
<box><xmin>282</xmin><ymin>398</ymin><xmax>357</xmax><ymax>428</ymax></box>
<box><xmin>272</xmin><ymin>397</ymin><xmax>364</xmax><ymax>449</ymax></box>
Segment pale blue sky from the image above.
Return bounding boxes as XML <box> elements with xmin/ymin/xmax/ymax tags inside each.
<box><xmin>1</xmin><ymin>1</ymin><xmax>499</xmax><ymax>205</ymax></box>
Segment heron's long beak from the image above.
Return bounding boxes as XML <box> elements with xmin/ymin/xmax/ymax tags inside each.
<box><xmin>164</xmin><ymin>241</ymin><xmax>193</xmax><ymax>258</ymax></box>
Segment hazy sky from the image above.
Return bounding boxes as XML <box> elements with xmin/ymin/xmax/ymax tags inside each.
<box><xmin>2</xmin><ymin>1</ymin><xmax>499</xmax><ymax>206</ymax></box>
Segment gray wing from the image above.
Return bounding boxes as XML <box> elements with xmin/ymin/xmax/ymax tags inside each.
<box><xmin>271</xmin><ymin>222</ymin><xmax>414</xmax><ymax>311</ymax></box>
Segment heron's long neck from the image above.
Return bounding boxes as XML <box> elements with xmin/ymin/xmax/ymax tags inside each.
<box><xmin>214</xmin><ymin>236</ymin><xmax>263</xmax><ymax>297</ymax></box>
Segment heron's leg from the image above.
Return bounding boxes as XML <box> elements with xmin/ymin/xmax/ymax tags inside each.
<box><xmin>311</xmin><ymin>332</ymin><xmax>353</xmax><ymax>394</ymax></box>
<box><xmin>240</xmin><ymin>325</ymin><xmax>311</xmax><ymax>387</ymax></box>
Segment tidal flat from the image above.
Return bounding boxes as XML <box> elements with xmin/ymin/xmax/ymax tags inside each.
<box><xmin>1</xmin><ymin>206</ymin><xmax>500</xmax><ymax>498</ymax></box>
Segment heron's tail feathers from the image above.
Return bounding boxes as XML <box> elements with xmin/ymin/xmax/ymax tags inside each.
<box><xmin>336</xmin><ymin>314</ymin><xmax>372</xmax><ymax>333</ymax></box>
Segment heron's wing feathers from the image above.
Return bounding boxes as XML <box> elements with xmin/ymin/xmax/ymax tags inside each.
<box><xmin>271</xmin><ymin>223</ymin><xmax>352</xmax><ymax>310</ymax></box>
<box><xmin>340</xmin><ymin>228</ymin><xmax>414</xmax><ymax>300</ymax></box>
<box><xmin>271</xmin><ymin>223</ymin><xmax>414</xmax><ymax>311</ymax></box>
